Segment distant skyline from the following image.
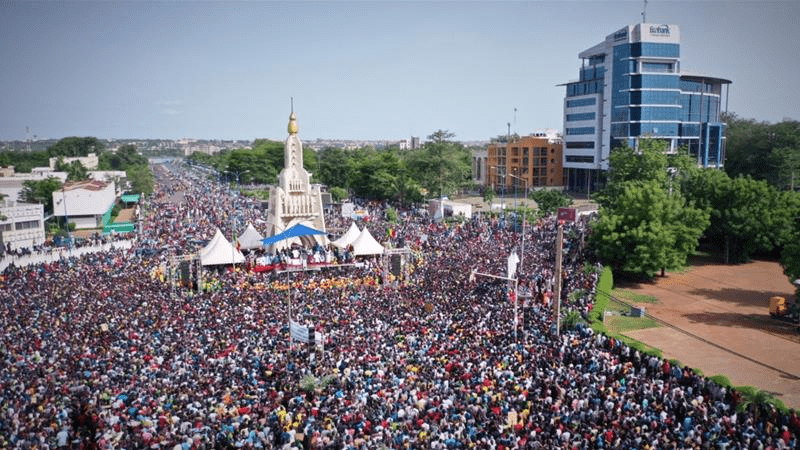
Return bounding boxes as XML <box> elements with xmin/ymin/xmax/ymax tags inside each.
<box><xmin>1</xmin><ymin>0</ymin><xmax>798</xmax><ymax>142</ymax></box>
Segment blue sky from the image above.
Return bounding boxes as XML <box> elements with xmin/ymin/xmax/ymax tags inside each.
<box><xmin>1</xmin><ymin>0</ymin><xmax>798</xmax><ymax>142</ymax></box>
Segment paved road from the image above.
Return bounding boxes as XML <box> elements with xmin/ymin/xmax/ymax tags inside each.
<box><xmin>621</xmin><ymin>260</ymin><xmax>800</xmax><ymax>409</ymax></box>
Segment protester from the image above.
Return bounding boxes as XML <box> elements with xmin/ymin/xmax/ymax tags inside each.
<box><xmin>0</xmin><ymin>161</ymin><xmax>796</xmax><ymax>449</ymax></box>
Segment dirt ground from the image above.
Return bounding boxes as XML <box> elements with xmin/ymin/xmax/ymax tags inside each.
<box><xmin>618</xmin><ymin>257</ymin><xmax>800</xmax><ymax>409</ymax></box>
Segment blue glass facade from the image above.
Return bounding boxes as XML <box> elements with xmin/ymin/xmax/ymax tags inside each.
<box><xmin>562</xmin><ymin>23</ymin><xmax>731</xmax><ymax>192</ymax></box>
<box><xmin>610</xmin><ymin>42</ymin><xmax>681</xmax><ymax>145</ymax></box>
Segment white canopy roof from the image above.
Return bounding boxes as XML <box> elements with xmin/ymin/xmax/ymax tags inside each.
<box><xmin>351</xmin><ymin>227</ymin><xmax>385</xmax><ymax>256</ymax></box>
<box><xmin>331</xmin><ymin>222</ymin><xmax>361</xmax><ymax>249</ymax></box>
<box><xmin>200</xmin><ymin>228</ymin><xmax>246</xmax><ymax>266</ymax></box>
<box><xmin>236</xmin><ymin>223</ymin><xmax>265</xmax><ymax>250</ymax></box>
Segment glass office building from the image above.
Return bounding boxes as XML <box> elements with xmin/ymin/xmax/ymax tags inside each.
<box><xmin>561</xmin><ymin>23</ymin><xmax>731</xmax><ymax>193</ymax></box>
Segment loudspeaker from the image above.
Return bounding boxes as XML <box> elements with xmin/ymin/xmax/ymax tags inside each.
<box><xmin>390</xmin><ymin>254</ymin><xmax>402</xmax><ymax>276</ymax></box>
<box><xmin>179</xmin><ymin>261</ymin><xmax>190</xmax><ymax>282</ymax></box>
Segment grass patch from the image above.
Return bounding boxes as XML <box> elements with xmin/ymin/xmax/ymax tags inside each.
<box><xmin>612</xmin><ymin>289</ymin><xmax>658</xmax><ymax>304</ymax></box>
<box><xmin>605</xmin><ymin>315</ymin><xmax>660</xmax><ymax>334</ymax></box>
<box><xmin>590</xmin><ymin>267</ymin><xmax>662</xmax><ymax>357</ymax></box>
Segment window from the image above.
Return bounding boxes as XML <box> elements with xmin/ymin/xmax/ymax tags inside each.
<box><xmin>641</xmin><ymin>62</ymin><xmax>674</xmax><ymax>73</ymax></box>
<box><xmin>14</xmin><ymin>220</ymin><xmax>40</xmax><ymax>231</ymax></box>
<box><xmin>566</xmin><ymin>141</ymin><xmax>595</xmax><ymax>149</ymax></box>
<box><xmin>631</xmin><ymin>42</ymin><xmax>679</xmax><ymax>58</ymax></box>
<box><xmin>566</xmin><ymin>112</ymin><xmax>596</xmax><ymax>122</ymax></box>
<box><xmin>566</xmin><ymin>127</ymin><xmax>595</xmax><ymax>135</ymax></box>
<box><xmin>566</xmin><ymin>98</ymin><xmax>596</xmax><ymax>107</ymax></box>
<box><xmin>630</xmin><ymin>74</ymin><xmax>680</xmax><ymax>90</ymax></box>
<box><xmin>566</xmin><ymin>155</ymin><xmax>595</xmax><ymax>163</ymax></box>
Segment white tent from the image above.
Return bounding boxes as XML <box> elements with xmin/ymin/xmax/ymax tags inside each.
<box><xmin>236</xmin><ymin>223</ymin><xmax>265</xmax><ymax>250</ymax></box>
<box><xmin>200</xmin><ymin>229</ymin><xmax>246</xmax><ymax>266</ymax></box>
<box><xmin>351</xmin><ymin>227</ymin><xmax>385</xmax><ymax>256</ymax></box>
<box><xmin>331</xmin><ymin>222</ymin><xmax>361</xmax><ymax>249</ymax></box>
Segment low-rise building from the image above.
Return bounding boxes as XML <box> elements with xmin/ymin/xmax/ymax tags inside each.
<box><xmin>0</xmin><ymin>200</ymin><xmax>45</xmax><ymax>250</ymax></box>
<box><xmin>484</xmin><ymin>131</ymin><xmax>564</xmax><ymax>194</ymax></box>
<box><xmin>49</xmin><ymin>152</ymin><xmax>99</xmax><ymax>170</ymax></box>
<box><xmin>52</xmin><ymin>179</ymin><xmax>116</xmax><ymax>230</ymax></box>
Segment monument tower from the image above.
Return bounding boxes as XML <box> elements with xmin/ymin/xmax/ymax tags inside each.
<box><xmin>266</xmin><ymin>104</ymin><xmax>327</xmax><ymax>248</ymax></box>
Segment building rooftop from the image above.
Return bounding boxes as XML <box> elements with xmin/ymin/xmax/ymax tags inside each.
<box><xmin>64</xmin><ymin>179</ymin><xmax>109</xmax><ymax>192</ymax></box>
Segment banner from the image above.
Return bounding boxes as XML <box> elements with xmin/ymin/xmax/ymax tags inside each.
<box><xmin>290</xmin><ymin>320</ymin><xmax>309</xmax><ymax>343</ymax></box>
<box><xmin>507</xmin><ymin>251</ymin><xmax>519</xmax><ymax>279</ymax></box>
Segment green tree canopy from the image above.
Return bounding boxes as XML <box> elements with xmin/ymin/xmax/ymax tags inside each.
<box><xmin>47</xmin><ymin>137</ymin><xmax>105</xmax><ymax>157</ymax></box>
<box><xmin>724</xmin><ymin>113</ymin><xmax>800</xmax><ymax>190</ymax></box>
<box><xmin>590</xmin><ymin>180</ymin><xmax>709</xmax><ymax>278</ymax></box>
<box><xmin>529</xmin><ymin>189</ymin><xmax>571</xmax><ymax>217</ymax></box>
<box><xmin>683</xmin><ymin>170</ymin><xmax>793</xmax><ymax>263</ymax></box>
<box><xmin>19</xmin><ymin>177</ymin><xmax>62</xmax><ymax>214</ymax></box>
<box><xmin>98</xmin><ymin>144</ymin><xmax>148</xmax><ymax>171</ymax></box>
<box><xmin>126</xmin><ymin>164</ymin><xmax>154</xmax><ymax>196</ymax></box>
<box><xmin>402</xmin><ymin>130</ymin><xmax>471</xmax><ymax>199</ymax></box>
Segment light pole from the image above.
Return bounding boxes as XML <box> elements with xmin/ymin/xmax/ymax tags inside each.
<box><xmin>508</xmin><ymin>173</ymin><xmax>527</xmax><ymax>270</ymax></box>
<box><xmin>224</xmin><ymin>169</ymin><xmax>249</xmax><ymax>267</ymax></box>
<box><xmin>470</xmin><ymin>268</ymin><xmax>519</xmax><ymax>344</ymax></box>
<box><xmin>224</xmin><ymin>169</ymin><xmax>250</xmax><ymax>193</ymax></box>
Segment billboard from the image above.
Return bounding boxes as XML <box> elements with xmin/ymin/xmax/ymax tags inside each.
<box><xmin>557</xmin><ymin>207</ymin><xmax>576</xmax><ymax>223</ymax></box>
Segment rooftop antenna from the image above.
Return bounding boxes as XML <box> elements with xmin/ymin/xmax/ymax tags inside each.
<box><xmin>513</xmin><ymin>107</ymin><xmax>517</xmax><ymax>135</ymax></box>
<box><xmin>642</xmin><ymin>0</ymin><xmax>647</xmax><ymax>23</ymax></box>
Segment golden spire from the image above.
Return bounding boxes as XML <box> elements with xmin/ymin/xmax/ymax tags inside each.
<box><xmin>287</xmin><ymin>97</ymin><xmax>298</xmax><ymax>135</ymax></box>
<box><xmin>288</xmin><ymin>111</ymin><xmax>298</xmax><ymax>135</ymax></box>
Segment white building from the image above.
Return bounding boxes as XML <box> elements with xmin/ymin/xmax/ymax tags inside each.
<box><xmin>49</xmin><ymin>152</ymin><xmax>99</xmax><ymax>170</ymax></box>
<box><xmin>52</xmin><ymin>179</ymin><xmax>116</xmax><ymax>230</ymax></box>
<box><xmin>0</xmin><ymin>200</ymin><xmax>45</xmax><ymax>250</ymax></box>
<box><xmin>0</xmin><ymin>167</ymin><xmax>68</xmax><ymax>203</ymax></box>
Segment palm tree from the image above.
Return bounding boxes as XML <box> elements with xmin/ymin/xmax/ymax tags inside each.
<box><xmin>736</xmin><ymin>388</ymin><xmax>775</xmax><ymax>423</ymax></box>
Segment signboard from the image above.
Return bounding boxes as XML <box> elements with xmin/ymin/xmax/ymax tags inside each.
<box><xmin>557</xmin><ymin>207</ymin><xmax>576</xmax><ymax>223</ymax></box>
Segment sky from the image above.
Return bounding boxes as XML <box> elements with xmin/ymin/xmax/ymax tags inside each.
<box><xmin>1</xmin><ymin>0</ymin><xmax>798</xmax><ymax>142</ymax></box>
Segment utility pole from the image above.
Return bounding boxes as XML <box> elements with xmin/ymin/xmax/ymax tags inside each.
<box><xmin>553</xmin><ymin>223</ymin><xmax>563</xmax><ymax>335</ymax></box>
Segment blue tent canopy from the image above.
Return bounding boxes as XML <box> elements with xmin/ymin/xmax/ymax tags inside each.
<box><xmin>261</xmin><ymin>223</ymin><xmax>326</xmax><ymax>246</ymax></box>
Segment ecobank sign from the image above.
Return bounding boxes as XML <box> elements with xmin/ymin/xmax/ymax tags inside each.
<box><xmin>649</xmin><ymin>25</ymin><xmax>671</xmax><ymax>36</ymax></box>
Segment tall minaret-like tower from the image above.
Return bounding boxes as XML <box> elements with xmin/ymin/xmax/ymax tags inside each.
<box><xmin>266</xmin><ymin>104</ymin><xmax>327</xmax><ymax>249</ymax></box>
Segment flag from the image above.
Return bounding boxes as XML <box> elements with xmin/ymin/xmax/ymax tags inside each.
<box><xmin>508</xmin><ymin>290</ymin><xmax>517</xmax><ymax>304</ymax></box>
<box><xmin>507</xmin><ymin>251</ymin><xmax>520</xmax><ymax>279</ymax></box>
<box><xmin>290</xmin><ymin>320</ymin><xmax>309</xmax><ymax>343</ymax></box>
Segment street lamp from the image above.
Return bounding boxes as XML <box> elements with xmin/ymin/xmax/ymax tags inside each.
<box><xmin>224</xmin><ymin>169</ymin><xmax>250</xmax><ymax>193</ymax></box>
<box><xmin>507</xmin><ymin>172</ymin><xmax>527</xmax><ymax>270</ymax></box>
<box><xmin>470</xmin><ymin>268</ymin><xmax>520</xmax><ymax>343</ymax></box>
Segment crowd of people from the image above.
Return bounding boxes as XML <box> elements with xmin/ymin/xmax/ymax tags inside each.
<box><xmin>1</xmin><ymin>161</ymin><xmax>798</xmax><ymax>449</ymax></box>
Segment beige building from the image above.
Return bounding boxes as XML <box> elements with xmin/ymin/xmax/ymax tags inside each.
<box><xmin>484</xmin><ymin>131</ymin><xmax>564</xmax><ymax>193</ymax></box>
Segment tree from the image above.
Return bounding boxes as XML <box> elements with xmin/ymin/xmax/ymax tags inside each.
<box><xmin>529</xmin><ymin>189</ymin><xmax>571</xmax><ymax>217</ymax></box>
<box><xmin>126</xmin><ymin>165</ymin><xmax>154</xmax><ymax>196</ymax></box>
<box><xmin>780</xmin><ymin>191</ymin><xmax>800</xmax><ymax>286</ymax></box>
<box><xmin>723</xmin><ymin>113</ymin><xmax>800</xmax><ymax>190</ymax></box>
<box><xmin>47</xmin><ymin>137</ymin><xmax>105</xmax><ymax>157</ymax></box>
<box><xmin>590</xmin><ymin>180</ymin><xmax>709</xmax><ymax>278</ymax></box>
<box><xmin>483</xmin><ymin>186</ymin><xmax>496</xmax><ymax>204</ymax></box>
<box><xmin>19</xmin><ymin>177</ymin><xmax>62</xmax><ymax>214</ymax></box>
<box><xmin>402</xmin><ymin>130</ymin><xmax>471</xmax><ymax>200</ymax></box>
<box><xmin>65</xmin><ymin>160</ymin><xmax>90</xmax><ymax>181</ymax></box>
<box><xmin>597</xmin><ymin>139</ymin><xmax>670</xmax><ymax>207</ymax></box>
<box><xmin>329</xmin><ymin>187</ymin><xmax>348</xmax><ymax>202</ymax></box>
<box><xmin>317</xmin><ymin>147</ymin><xmax>354</xmax><ymax>189</ymax></box>
<box><xmin>98</xmin><ymin>144</ymin><xmax>147</xmax><ymax>171</ymax></box>
<box><xmin>348</xmin><ymin>150</ymin><xmax>404</xmax><ymax>200</ymax></box>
